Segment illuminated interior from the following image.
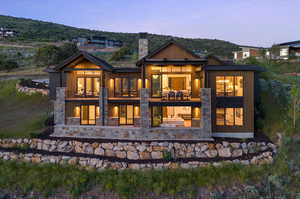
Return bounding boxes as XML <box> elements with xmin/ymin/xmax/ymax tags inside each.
<box><xmin>152</xmin><ymin>106</ymin><xmax>200</xmax><ymax>127</ymax></box>
<box><xmin>216</xmin><ymin>108</ymin><xmax>243</xmax><ymax>126</ymax></box>
<box><xmin>216</xmin><ymin>76</ymin><xmax>243</xmax><ymax>96</ymax></box>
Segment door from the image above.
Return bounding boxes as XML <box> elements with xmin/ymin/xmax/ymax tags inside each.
<box><xmin>80</xmin><ymin>105</ymin><xmax>96</xmax><ymax>125</ymax></box>
<box><xmin>151</xmin><ymin>74</ymin><xmax>162</xmax><ymax>97</ymax></box>
<box><xmin>119</xmin><ymin>105</ymin><xmax>134</xmax><ymax>125</ymax></box>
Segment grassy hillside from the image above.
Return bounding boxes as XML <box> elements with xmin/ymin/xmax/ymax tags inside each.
<box><xmin>0</xmin><ymin>15</ymin><xmax>238</xmax><ymax>58</ymax></box>
<box><xmin>0</xmin><ymin>80</ymin><xmax>51</xmax><ymax>138</ymax></box>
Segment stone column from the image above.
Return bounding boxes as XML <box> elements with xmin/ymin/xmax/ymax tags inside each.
<box><xmin>99</xmin><ymin>87</ymin><xmax>108</xmax><ymax>126</ymax></box>
<box><xmin>54</xmin><ymin>87</ymin><xmax>65</xmax><ymax>125</ymax></box>
<box><xmin>140</xmin><ymin>88</ymin><xmax>150</xmax><ymax>128</ymax></box>
<box><xmin>201</xmin><ymin>88</ymin><xmax>212</xmax><ymax>137</ymax></box>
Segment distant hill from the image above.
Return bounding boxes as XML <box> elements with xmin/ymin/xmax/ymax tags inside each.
<box><xmin>0</xmin><ymin>15</ymin><xmax>238</xmax><ymax>58</ymax></box>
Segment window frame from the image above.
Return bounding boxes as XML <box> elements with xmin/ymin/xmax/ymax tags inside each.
<box><xmin>114</xmin><ymin>77</ymin><xmax>138</xmax><ymax>97</ymax></box>
<box><xmin>216</xmin><ymin>76</ymin><xmax>244</xmax><ymax>97</ymax></box>
<box><xmin>216</xmin><ymin>108</ymin><xmax>244</xmax><ymax>127</ymax></box>
<box><xmin>76</xmin><ymin>76</ymin><xmax>100</xmax><ymax>97</ymax></box>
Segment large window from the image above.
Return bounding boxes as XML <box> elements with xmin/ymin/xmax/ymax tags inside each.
<box><xmin>216</xmin><ymin>108</ymin><xmax>243</xmax><ymax>126</ymax></box>
<box><xmin>76</xmin><ymin>77</ymin><xmax>100</xmax><ymax>97</ymax></box>
<box><xmin>151</xmin><ymin>106</ymin><xmax>199</xmax><ymax>127</ymax></box>
<box><xmin>80</xmin><ymin>105</ymin><xmax>100</xmax><ymax>125</ymax></box>
<box><xmin>216</xmin><ymin>76</ymin><xmax>243</xmax><ymax>96</ymax></box>
<box><xmin>151</xmin><ymin>75</ymin><xmax>162</xmax><ymax>97</ymax></box>
<box><xmin>115</xmin><ymin>77</ymin><xmax>137</xmax><ymax>97</ymax></box>
<box><xmin>119</xmin><ymin>105</ymin><xmax>137</xmax><ymax>125</ymax></box>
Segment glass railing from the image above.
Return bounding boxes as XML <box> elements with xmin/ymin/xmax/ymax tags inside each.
<box><xmin>66</xmin><ymin>90</ymin><xmax>99</xmax><ymax>98</ymax></box>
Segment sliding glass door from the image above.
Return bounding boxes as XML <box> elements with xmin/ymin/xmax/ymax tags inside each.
<box><xmin>151</xmin><ymin>74</ymin><xmax>162</xmax><ymax>97</ymax></box>
<box><xmin>76</xmin><ymin>77</ymin><xmax>100</xmax><ymax>97</ymax></box>
<box><xmin>80</xmin><ymin>105</ymin><xmax>96</xmax><ymax>125</ymax></box>
<box><xmin>119</xmin><ymin>105</ymin><xmax>134</xmax><ymax>125</ymax></box>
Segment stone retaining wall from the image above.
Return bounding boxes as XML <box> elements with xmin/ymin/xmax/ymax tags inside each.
<box><xmin>16</xmin><ymin>84</ymin><xmax>48</xmax><ymax>96</ymax></box>
<box><xmin>0</xmin><ymin>138</ymin><xmax>276</xmax><ymax>169</ymax></box>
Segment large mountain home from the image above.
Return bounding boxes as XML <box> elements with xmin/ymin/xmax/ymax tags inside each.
<box><xmin>47</xmin><ymin>33</ymin><xmax>264</xmax><ymax>140</ymax></box>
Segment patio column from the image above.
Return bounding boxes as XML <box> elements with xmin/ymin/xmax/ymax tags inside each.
<box><xmin>99</xmin><ymin>87</ymin><xmax>108</xmax><ymax>126</ymax></box>
<box><xmin>201</xmin><ymin>88</ymin><xmax>212</xmax><ymax>137</ymax></box>
<box><xmin>140</xmin><ymin>88</ymin><xmax>150</xmax><ymax>128</ymax></box>
<box><xmin>54</xmin><ymin>87</ymin><xmax>65</xmax><ymax>125</ymax></box>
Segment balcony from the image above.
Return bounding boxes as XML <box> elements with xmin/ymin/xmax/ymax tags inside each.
<box><xmin>65</xmin><ymin>90</ymin><xmax>99</xmax><ymax>100</ymax></box>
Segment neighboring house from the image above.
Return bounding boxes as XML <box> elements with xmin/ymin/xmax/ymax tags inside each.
<box><xmin>47</xmin><ymin>33</ymin><xmax>264</xmax><ymax>140</ymax></box>
<box><xmin>0</xmin><ymin>27</ymin><xmax>17</xmax><ymax>38</ymax></box>
<box><xmin>75</xmin><ymin>36</ymin><xmax>123</xmax><ymax>49</ymax></box>
<box><xmin>273</xmin><ymin>40</ymin><xmax>300</xmax><ymax>60</ymax></box>
<box><xmin>233</xmin><ymin>45</ymin><xmax>267</xmax><ymax>61</ymax></box>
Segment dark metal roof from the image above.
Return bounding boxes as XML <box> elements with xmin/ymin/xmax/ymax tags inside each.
<box><xmin>113</xmin><ymin>67</ymin><xmax>140</xmax><ymax>73</ymax></box>
<box><xmin>239</xmin><ymin>45</ymin><xmax>265</xmax><ymax>49</ymax></box>
<box><xmin>141</xmin><ymin>58</ymin><xmax>207</xmax><ymax>65</ymax></box>
<box><xmin>204</xmin><ymin>65</ymin><xmax>266</xmax><ymax>72</ymax></box>
<box><xmin>277</xmin><ymin>40</ymin><xmax>300</xmax><ymax>46</ymax></box>
<box><xmin>52</xmin><ymin>51</ymin><xmax>113</xmax><ymax>72</ymax></box>
<box><xmin>136</xmin><ymin>39</ymin><xmax>201</xmax><ymax>66</ymax></box>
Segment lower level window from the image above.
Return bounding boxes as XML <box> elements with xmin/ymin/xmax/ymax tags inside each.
<box><xmin>216</xmin><ymin>108</ymin><xmax>243</xmax><ymax>126</ymax></box>
<box><xmin>79</xmin><ymin>105</ymin><xmax>99</xmax><ymax>125</ymax></box>
<box><xmin>119</xmin><ymin>105</ymin><xmax>134</xmax><ymax>125</ymax></box>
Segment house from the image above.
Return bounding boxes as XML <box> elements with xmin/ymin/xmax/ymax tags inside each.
<box><xmin>273</xmin><ymin>40</ymin><xmax>300</xmax><ymax>60</ymax></box>
<box><xmin>233</xmin><ymin>45</ymin><xmax>267</xmax><ymax>61</ymax></box>
<box><xmin>0</xmin><ymin>27</ymin><xmax>17</xmax><ymax>38</ymax></box>
<box><xmin>75</xmin><ymin>36</ymin><xmax>123</xmax><ymax>49</ymax></box>
<box><xmin>47</xmin><ymin>33</ymin><xmax>264</xmax><ymax>140</ymax></box>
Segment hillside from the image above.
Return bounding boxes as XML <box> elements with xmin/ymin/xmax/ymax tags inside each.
<box><xmin>0</xmin><ymin>15</ymin><xmax>238</xmax><ymax>58</ymax></box>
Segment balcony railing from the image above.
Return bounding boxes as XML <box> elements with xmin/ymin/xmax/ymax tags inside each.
<box><xmin>66</xmin><ymin>90</ymin><xmax>99</xmax><ymax>98</ymax></box>
<box><xmin>153</xmin><ymin>90</ymin><xmax>200</xmax><ymax>101</ymax></box>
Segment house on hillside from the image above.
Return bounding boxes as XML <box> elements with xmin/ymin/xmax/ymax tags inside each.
<box><xmin>273</xmin><ymin>40</ymin><xmax>300</xmax><ymax>60</ymax></box>
<box><xmin>233</xmin><ymin>45</ymin><xmax>268</xmax><ymax>61</ymax></box>
<box><xmin>47</xmin><ymin>33</ymin><xmax>264</xmax><ymax>140</ymax></box>
<box><xmin>75</xmin><ymin>36</ymin><xmax>123</xmax><ymax>50</ymax></box>
<box><xmin>0</xmin><ymin>27</ymin><xmax>17</xmax><ymax>38</ymax></box>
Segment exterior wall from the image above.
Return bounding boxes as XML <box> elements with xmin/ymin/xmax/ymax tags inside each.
<box><xmin>53</xmin><ymin>125</ymin><xmax>212</xmax><ymax>140</ymax></box>
<box><xmin>54</xmin><ymin>87</ymin><xmax>65</xmax><ymax>125</ymax></box>
<box><xmin>140</xmin><ymin>88</ymin><xmax>151</xmax><ymax>128</ymax></box>
<box><xmin>99</xmin><ymin>87</ymin><xmax>108</xmax><ymax>125</ymax></box>
<box><xmin>49</xmin><ymin>72</ymin><xmax>61</xmax><ymax>100</ymax></box>
<box><xmin>207</xmin><ymin>71</ymin><xmax>254</xmax><ymax>133</ymax></box>
<box><xmin>150</xmin><ymin>43</ymin><xmax>198</xmax><ymax>59</ymax></box>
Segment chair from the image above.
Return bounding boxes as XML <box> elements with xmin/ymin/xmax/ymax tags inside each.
<box><xmin>168</xmin><ymin>91</ymin><xmax>176</xmax><ymax>100</ymax></box>
<box><xmin>176</xmin><ymin>91</ymin><xmax>183</xmax><ymax>100</ymax></box>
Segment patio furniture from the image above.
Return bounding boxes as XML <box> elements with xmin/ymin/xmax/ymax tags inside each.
<box><xmin>168</xmin><ymin>91</ymin><xmax>176</xmax><ymax>100</ymax></box>
<box><xmin>176</xmin><ymin>91</ymin><xmax>184</xmax><ymax>100</ymax></box>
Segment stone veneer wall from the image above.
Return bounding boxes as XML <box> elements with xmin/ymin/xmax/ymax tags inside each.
<box><xmin>54</xmin><ymin>87</ymin><xmax>65</xmax><ymax>125</ymax></box>
<box><xmin>16</xmin><ymin>84</ymin><xmax>49</xmax><ymax>96</ymax></box>
<box><xmin>0</xmin><ymin>138</ymin><xmax>276</xmax><ymax>170</ymax></box>
<box><xmin>140</xmin><ymin>88</ymin><xmax>150</xmax><ymax>128</ymax></box>
<box><xmin>99</xmin><ymin>87</ymin><xmax>108</xmax><ymax>126</ymax></box>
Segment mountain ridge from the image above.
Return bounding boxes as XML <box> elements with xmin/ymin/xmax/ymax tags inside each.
<box><xmin>0</xmin><ymin>15</ymin><xmax>238</xmax><ymax>58</ymax></box>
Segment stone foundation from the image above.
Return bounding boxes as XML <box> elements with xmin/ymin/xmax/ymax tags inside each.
<box><xmin>53</xmin><ymin>125</ymin><xmax>213</xmax><ymax>140</ymax></box>
<box><xmin>0</xmin><ymin>138</ymin><xmax>276</xmax><ymax>170</ymax></box>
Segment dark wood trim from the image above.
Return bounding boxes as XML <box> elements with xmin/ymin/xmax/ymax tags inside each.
<box><xmin>63</xmin><ymin>68</ymin><xmax>102</xmax><ymax>71</ymax></box>
<box><xmin>150</xmin><ymin>101</ymin><xmax>201</xmax><ymax>106</ymax></box>
<box><xmin>118</xmin><ymin>104</ymin><xmax>135</xmax><ymax>125</ymax></box>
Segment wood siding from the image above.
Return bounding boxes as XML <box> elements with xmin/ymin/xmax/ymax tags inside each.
<box><xmin>207</xmin><ymin>71</ymin><xmax>254</xmax><ymax>133</ymax></box>
<box><xmin>151</xmin><ymin>43</ymin><xmax>198</xmax><ymax>59</ymax></box>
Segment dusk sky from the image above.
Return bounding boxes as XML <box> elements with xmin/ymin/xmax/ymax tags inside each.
<box><xmin>0</xmin><ymin>0</ymin><xmax>299</xmax><ymax>47</ymax></box>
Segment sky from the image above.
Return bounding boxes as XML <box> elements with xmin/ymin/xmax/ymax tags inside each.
<box><xmin>0</xmin><ymin>0</ymin><xmax>299</xmax><ymax>47</ymax></box>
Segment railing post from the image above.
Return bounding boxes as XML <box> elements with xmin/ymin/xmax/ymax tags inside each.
<box><xmin>201</xmin><ymin>88</ymin><xmax>212</xmax><ymax>137</ymax></box>
<box><xmin>54</xmin><ymin>87</ymin><xmax>65</xmax><ymax>125</ymax></box>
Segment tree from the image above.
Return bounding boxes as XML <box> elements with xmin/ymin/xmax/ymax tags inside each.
<box><xmin>110</xmin><ymin>46</ymin><xmax>131</xmax><ymax>61</ymax></box>
<box><xmin>289</xmin><ymin>85</ymin><xmax>300</xmax><ymax>129</ymax></box>
<box><xmin>34</xmin><ymin>43</ymin><xmax>79</xmax><ymax>67</ymax></box>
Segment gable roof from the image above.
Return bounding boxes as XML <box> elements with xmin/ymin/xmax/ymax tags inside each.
<box><xmin>53</xmin><ymin>51</ymin><xmax>113</xmax><ymax>72</ymax></box>
<box><xmin>136</xmin><ymin>39</ymin><xmax>201</xmax><ymax>66</ymax></box>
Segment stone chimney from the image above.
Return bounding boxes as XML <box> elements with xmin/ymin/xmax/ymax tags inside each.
<box><xmin>138</xmin><ymin>32</ymin><xmax>148</xmax><ymax>60</ymax></box>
